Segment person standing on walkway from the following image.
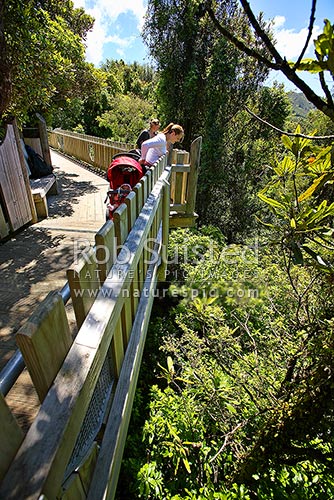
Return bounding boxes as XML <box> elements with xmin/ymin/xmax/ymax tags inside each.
<box><xmin>139</xmin><ymin>123</ymin><xmax>184</xmax><ymax>168</ymax></box>
<box><xmin>135</xmin><ymin>119</ymin><xmax>160</xmax><ymax>149</ymax></box>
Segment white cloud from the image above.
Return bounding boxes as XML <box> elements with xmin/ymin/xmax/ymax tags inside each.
<box><xmin>72</xmin><ymin>0</ymin><xmax>146</xmax><ymax>65</ymax></box>
<box><xmin>272</xmin><ymin>15</ymin><xmax>285</xmax><ymax>29</ymax></box>
<box><xmin>272</xmin><ymin>16</ymin><xmax>322</xmax><ymax>60</ymax></box>
<box><xmin>72</xmin><ymin>0</ymin><xmax>145</xmax><ymax>20</ymax></box>
<box><xmin>94</xmin><ymin>0</ymin><xmax>146</xmax><ymax>27</ymax></box>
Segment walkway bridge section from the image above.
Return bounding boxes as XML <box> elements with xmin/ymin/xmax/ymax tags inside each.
<box><xmin>48</xmin><ymin>128</ymin><xmax>200</xmax><ymax>228</ymax></box>
<box><xmin>0</xmin><ymin>132</ymin><xmax>202</xmax><ymax>499</ymax></box>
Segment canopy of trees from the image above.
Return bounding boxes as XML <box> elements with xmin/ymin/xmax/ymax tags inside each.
<box><xmin>0</xmin><ymin>0</ymin><xmax>98</xmax><ymax>123</ymax></box>
<box><xmin>143</xmin><ymin>0</ymin><xmax>293</xmax><ymax>241</ymax></box>
<box><xmin>202</xmin><ymin>0</ymin><xmax>334</xmax><ymax>120</ymax></box>
<box><xmin>0</xmin><ymin>1</ymin><xmax>158</xmax><ymax>139</ymax></box>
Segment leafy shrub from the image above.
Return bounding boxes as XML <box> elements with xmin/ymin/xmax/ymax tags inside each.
<box><xmin>117</xmin><ymin>226</ymin><xmax>334</xmax><ymax>499</ymax></box>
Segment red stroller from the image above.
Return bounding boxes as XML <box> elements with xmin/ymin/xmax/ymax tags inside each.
<box><xmin>105</xmin><ymin>150</ymin><xmax>144</xmax><ymax>220</ymax></box>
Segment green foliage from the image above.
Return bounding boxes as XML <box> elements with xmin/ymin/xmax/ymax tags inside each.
<box><xmin>100</xmin><ymin>60</ymin><xmax>158</xmax><ymax>101</ymax></box>
<box><xmin>302</xmin><ymin>108</ymin><xmax>334</xmax><ymax>142</ymax></box>
<box><xmin>96</xmin><ymin>93</ymin><xmax>156</xmax><ymax>142</ymax></box>
<box><xmin>143</xmin><ymin>0</ymin><xmax>287</xmax><ymax>243</ymax></box>
<box><xmin>197</xmin><ymin>84</ymin><xmax>291</xmax><ymax>242</ymax></box>
<box><xmin>287</xmin><ymin>91</ymin><xmax>315</xmax><ymax>119</ymax></box>
<box><xmin>119</xmin><ymin>226</ymin><xmax>334</xmax><ymax>498</ymax></box>
<box><xmin>258</xmin><ymin>126</ymin><xmax>334</xmax><ymax>271</ymax></box>
<box><xmin>53</xmin><ymin>59</ymin><xmax>158</xmax><ymax>138</ymax></box>
<box><xmin>1</xmin><ymin>0</ymin><xmax>98</xmax><ymax>124</ymax></box>
<box><xmin>292</xmin><ymin>19</ymin><xmax>334</xmax><ymax>76</ymax></box>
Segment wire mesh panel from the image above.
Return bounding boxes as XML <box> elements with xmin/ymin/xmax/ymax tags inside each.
<box><xmin>63</xmin><ymin>354</ymin><xmax>114</xmax><ymax>482</ymax></box>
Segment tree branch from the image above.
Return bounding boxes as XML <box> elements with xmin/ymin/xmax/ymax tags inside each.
<box><xmin>209</xmin><ymin>421</ymin><xmax>247</xmax><ymax>463</ymax></box>
<box><xmin>205</xmin><ymin>6</ymin><xmax>278</xmax><ymax>70</ymax></box>
<box><xmin>244</xmin><ymin>106</ymin><xmax>334</xmax><ymax>139</ymax></box>
<box><xmin>319</xmin><ymin>71</ymin><xmax>334</xmax><ymax>108</ymax></box>
<box><xmin>202</xmin><ymin>0</ymin><xmax>334</xmax><ymax>120</ymax></box>
<box><xmin>239</xmin><ymin>0</ymin><xmax>283</xmax><ymax>63</ymax></box>
<box><xmin>239</xmin><ymin>0</ymin><xmax>334</xmax><ymax>120</ymax></box>
<box><xmin>293</xmin><ymin>0</ymin><xmax>317</xmax><ymax>69</ymax></box>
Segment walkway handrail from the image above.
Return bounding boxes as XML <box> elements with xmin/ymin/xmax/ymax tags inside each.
<box><xmin>0</xmin><ymin>157</ymin><xmax>171</xmax><ymax>499</ymax></box>
<box><xmin>0</xmin><ymin>133</ymin><xmax>202</xmax><ymax>498</ymax></box>
<box><xmin>48</xmin><ymin>128</ymin><xmax>201</xmax><ymax>226</ymax></box>
<box><xmin>48</xmin><ymin>128</ymin><xmax>134</xmax><ymax>171</ymax></box>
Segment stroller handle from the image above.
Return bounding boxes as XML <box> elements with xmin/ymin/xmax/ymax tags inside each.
<box><xmin>105</xmin><ymin>185</ymin><xmax>132</xmax><ymax>203</ymax></box>
<box><xmin>107</xmin><ymin>187</ymin><xmax>131</xmax><ymax>196</ymax></box>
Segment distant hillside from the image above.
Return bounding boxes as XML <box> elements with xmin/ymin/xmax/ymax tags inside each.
<box><xmin>287</xmin><ymin>91</ymin><xmax>315</xmax><ymax>118</ymax></box>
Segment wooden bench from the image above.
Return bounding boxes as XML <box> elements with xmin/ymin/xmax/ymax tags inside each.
<box><xmin>30</xmin><ymin>174</ymin><xmax>58</xmax><ymax>219</ymax></box>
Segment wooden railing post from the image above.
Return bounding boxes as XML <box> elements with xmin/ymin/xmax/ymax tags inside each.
<box><xmin>36</xmin><ymin>113</ymin><xmax>52</xmax><ymax>167</ymax></box>
<box><xmin>169</xmin><ymin>137</ymin><xmax>202</xmax><ymax>228</ymax></box>
<box><xmin>0</xmin><ymin>393</ymin><xmax>23</xmax><ymax>483</ymax></box>
<box><xmin>158</xmin><ymin>176</ymin><xmax>171</xmax><ymax>281</ymax></box>
<box><xmin>186</xmin><ymin>136</ymin><xmax>202</xmax><ymax>216</ymax></box>
<box><xmin>15</xmin><ymin>291</ymin><xmax>72</xmax><ymax>403</ymax></box>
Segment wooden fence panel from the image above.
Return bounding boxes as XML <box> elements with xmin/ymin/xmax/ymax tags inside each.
<box><xmin>0</xmin><ymin>393</ymin><xmax>24</xmax><ymax>483</ymax></box>
<box><xmin>48</xmin><ymin>130</ymin><xmax>134</xmax><ymax>173</ymax></box>
<box><xmin>0</xmin><ymin>122</ymin><xmax>33</xmax><ymax>232</ymax></box>
<box><xmin>169</xmin><ymin>141</ymin><xmax>200</xmax><ymax>228</ymax></box>
<box><xmin>133</xmin><ymin>183</ymin><xmax>145</xmax><ymax>291</ymax></box>
<box><xmin>125</xmin><ymin>191</ymin><xmax>137</xmax><ymax>231</ymax></box>
<box><xmin>60</xmin><ymin>442</ymin><xmax>99</xmax><ymax>499</ymax></box>
<box><xmin>134</xmin><ymin>181</ymin><xmax>143</xmax><ymax>215</ymax></box>
<box><xmin>146</xmin><ymin>169</ymin><xmax>152</xmax><ymax>194</ymax></box>
<box><xmin>15</xmin><ymin>291</ymin><xmax>72</xmax><ymax>403</ymax></box>
<box><xmin>0</xmin><ymin>204</ymin><xmax>8</xmax><ymax>239</ymax></box>
<box><xmin>141</xmin><ymin>174</ymin><xmax>149</xmax><ymax>205</ymax></box>
<box><xmin>187</xmin><ymin>136</ymin><xmax>202</xmax><ymax>215</ymax></box>
<box><xmin>114</xmin><ymin>203</ymin><xmax>128</xmax><ymax>248</ymax></box>
<box><xmin>95</xmin><ymin>220</ymin><xmax>116</xmax><ymax>283</ymax></box>
<box><xmin>170</xmin><ymin>150</ymin><xmax>190</xmax><ymax>207</ymax></box>
<box><xmin>158</xmin><ymin>179</ymin><xmax>171</xmax><ymax>281</ymax></box>
<box><xmin>67</xmin><ymin>246</ymin><xmax>100</xmax><ymax>329</ymax></box>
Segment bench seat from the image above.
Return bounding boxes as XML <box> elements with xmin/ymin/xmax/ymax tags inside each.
<box><xmin>30</xmin><ymin>174</ymin><xmax>58</xmax><ymax>219</ymax></box>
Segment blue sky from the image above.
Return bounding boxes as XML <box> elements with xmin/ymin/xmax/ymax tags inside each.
<box><xmin>72</xmin><ymin>0</ymin><xmax>333</xmax><ymax>94</ymax></box>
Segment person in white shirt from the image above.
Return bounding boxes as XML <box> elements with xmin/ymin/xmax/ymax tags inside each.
<box><xmin>139</xmin><ymin>123</ymin><xmax>184</xmax><ymax>168</ymax></box>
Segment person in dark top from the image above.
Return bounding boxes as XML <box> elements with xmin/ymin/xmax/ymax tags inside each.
<box><xmin>136</xmin><ymin>119</ymin><xmax>160</xmax><ymax>149</ymax></box>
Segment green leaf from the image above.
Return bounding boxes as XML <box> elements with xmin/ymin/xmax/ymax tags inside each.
<box><xmin>255</xmin><ymin>216</ymin><xmax>276</xmax><ymax>229</ymax></box>
<box><xmin>258</xmin><ymin>192</ymin><xmax>285</xmax><ymax>210</ymax></box>
<box><xmin>226</xmin><ymin>403</ymin><xmax>237</xmax><ymax>414</ymax></box>
<box><xmin>182</xmin><ymin>458</ymin><xmax>191</xmax><ymax>473</ymax></box>
<box><xmin>167</xmin><ymin>356</ymin><xmax>175</xmax><ymax>375</ymax></box>
<box><xmin>281</xmin><ymin>135</ymin><xmax>293</xmax><ymax>151</ymax></box>
<box><xmin>293</xmin><ymin>59</ymin><xmax>328</xmax><ymax>73</ymax></box>
<box><xmin>298</xmin><ymin>173</ymin><xmax>328</xmax><ymax>202</ymax></box>
<box><xmin>274</xmin><ymin>156</ymin><xmax>294</xmax><ymax>176</ymax></box>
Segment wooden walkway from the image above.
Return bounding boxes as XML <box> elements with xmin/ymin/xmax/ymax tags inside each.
<box><xmin>0</xmin><ymin>150</ymin><xmax>108</xmax><ymax>430</ymax></box>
